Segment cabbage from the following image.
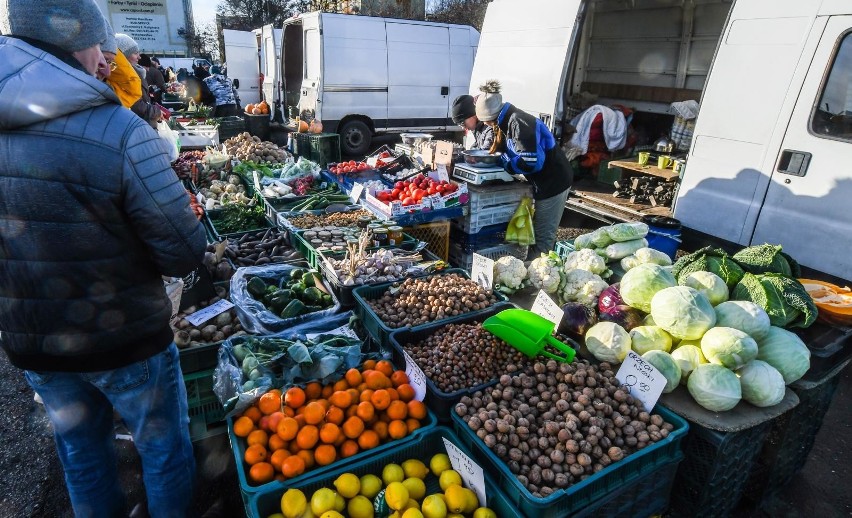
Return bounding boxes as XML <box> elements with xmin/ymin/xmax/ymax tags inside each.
<box><xmin>643</xmin><ymin>350</ymin><xmax>681</xmax><ymax>393</ymax></box>
<box><xmin>629</xmin><ymin>326</ymin><xmax>673</xmax><ymax>354</ymax></box>
<box><xmin>732</xmin><ymin>273</ymin><xmax>817</xmax><ymax>328</ymax></box>
<box><xmin>714</xmin><ymin>301</ymin><xmax>771</xmax><ymax>341</ymax></box>
<box><xmin>737</xmin><ymin>360</ymin><xmax>786</xmax><ymax>407</ymax></box>
<box><xmin>643</xmin><ymin>314</ymin><xmax>656</xmax><ymax>326</ymax></box>
<box><xmin>650</xmin><ymin>286</ymin><xmax>717</xmax><ymax>340</ymax></box>
<box><xmin>757</xmin><ymin>326</ymin><xmax>811</xmax><ymax>384</ymax></box>
<box><xmin>585</xmin><ymin>322</ymin><xmax>631</xmax><ymax>364</ymax></box>
<box><xmin>620</xmin><ymin>264</ymin><xmax>677</xmax><ymax>313</ymax></box>
<box><xmin>700</xmin><ymin>327</ymin><xmax>758</xmax><ymax>370</ymax></box>
<box><xmin>635</xmin><ymin>247</ymin><xmax>673</xmax><ymax>266</ymax></box>
<box><xmin>672</xmin><ymin>246</ymin><xmax>745</xmax><ymax>288</ymax></box>
<box><xmin>681</xmin><ymin>271</ymin><xmax>729</xmax><ymax>306</ymax></box>
<box><xmin>688</xmin><ymin>364</ymin><xmax>742</xmax><ymax>411</ymax></box>
<box><xmin>732</xmin><ymin>244</ymin><xmax>801</xmax><ymax>277</ymax></box>
<box><xmin>605</xmin><ymin>222</ymin><xmax>649</xmax><ymax>242</ymax></box>
<box><xmin>671</xmin><ymin>344</ymin><xmax>707</xmax><ymax>382</ymax></box>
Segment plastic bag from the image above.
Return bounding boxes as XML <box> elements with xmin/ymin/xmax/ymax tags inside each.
<box><xmin>229</xmin><ymin>262</ymin><xmax>341</xmax><ymax>335</ymax></box>
<box><xmin>600</xmin><ymin>238</ymin><xmax>648</xmax><ymax>260</ymax></box>
<box><xmin>277</xmin><ymin>157</ymin><xmax>321</xmax><ymax>183</ymax></box>
<box><xmin>604</xmin><ymin>222</ymin><xmax>649</xmax><ymax>242</ymax></box>
<box><xmin>156</xmin><ymin>120</ymin><xmax>180</xmax><ymax>162</ymax></box>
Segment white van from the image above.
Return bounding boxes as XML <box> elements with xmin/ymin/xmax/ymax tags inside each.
<box><xmin>279</xmin><ymin>12</ymin><xmax>480</xmax><ymax>154</ymax></box>
<box><xmin>472</xmin><ymin>0</ymin><xmax>852</xmax><ymax>282</ymax></box>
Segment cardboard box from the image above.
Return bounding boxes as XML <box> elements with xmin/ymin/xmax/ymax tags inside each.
<box><xmin>434</xmin><ymin>140</ymin><xmax>455</xmax><ymax>174</ymax></box>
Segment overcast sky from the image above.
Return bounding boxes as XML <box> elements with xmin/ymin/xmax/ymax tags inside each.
<box><xmin>192</xmin><ymin>0</ymin><xmax>218</xmax><ymax>25</ymax></box>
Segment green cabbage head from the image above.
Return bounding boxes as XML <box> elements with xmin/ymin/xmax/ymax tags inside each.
<box><xmin>700</xmin><ymin>326</ymin><xmax>758</xmax><ymax>370</ymax></box>
<box><xmin>681</xmin><ymin>271</ymin><xmax>729</xmax><ymax>306</ymax></box>
<box><xmin>687</xmin><ymin>363</ymin><xmax>742</xmax><ymax>412</ymax></box>
<box><xmin>585</xmin><ymin>322</ymin><xmax>631</xmax><ymax>364</ymax></box>
<box><xmin>620</xmin><ymin>264</ymin><xmax>677</xmax><ymax>313</ymax></box>
<box><xmin>757</xmin><ymin>326</ymin><xmax>811</xmax><ymax>384</ymax></box>
<box><xmin>650</xmin><ymin>286</ymin><xmax>716</xmax><ymax>340</ymax></box>
<box><xmin>737</xmin><ymin>360</ymin><xmax>786</xmax><ymax>407</ymax></box>
<box><xmin>629</xmin><ymin>326</ymin><xmax>673</xmax><ymax>354</ymax></box>
<box><xmin>714</xmin><ymin>301</ymin><xmax>771</xmax><ymax>342</ymax></box>
<box><xmin>643</xmin><ymin>350</ymin><xmax>681</xmax><ymax>393</ymax></box>
<box><xmin>671</xmin><ymin>344</ymin><xmax>707</xmax><ymax>383</ymax></box>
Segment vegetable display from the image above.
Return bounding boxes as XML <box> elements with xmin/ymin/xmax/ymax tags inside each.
<box><xmin>198</xmin><ymin>174</ymin><xmax>253</xmax><ymax>210</ymax></box>
<box><xmin>494</xmin><ymin>256</ymin><xmax>527</xmax><ymax>294</ymax></box>
<box><xmin>621</xmin><ymin>247</ymin><xmax>673</xmax><ymax>271</ymax></box>
<box><xmin>650</xmin><ymin>286</ymin><xmax>717</xmax><ymax>340</ymax></box>
<box><xmin>732</xmin><ymin>272</ymin><xmax>817</xmax><ymax>328</ymax></box>
<box><xmin>326</xmin><ymin>238</ymin><xmax>428</xmax><ymax>287</ymax></box>
<box><xmin>561</xmin><ymin>269</ymin><xmax>608</xmax><ymax>307</ymax></box>
<box><xmin>373</xmin><ymin>176</ymin><xmax>459</xmax><ymax>206</ymax></box>
<box><xmin>527</xmin><ymin>252</ymin><xmax>563</xmax><ymax>294</ymax></box>
<box><xmin>171</xmin><ymin>286</ymin><xmax>246</xmax><ymax>348</ymax></box>
<box><xmin>246</xmin><ymin>268</ymin><xmax>335</xmax><ymax>319</ymax></box>
<box><xmin>284</xmin><ymin>209</ymin><xmax>372</xmax><ymax>230</ymax></box>
<box><xmin>733</xmin><ymin>244</ymin><xmax>801</xmax><ymax>277</ymax></box>
<box><xmin>328</xmin><ymin>160</ymin><xmax>370</xmax><ymax>175</ymax></box>
<box><xmin>223</xmin><ymin>228</ymin><xmax>302</xmax><ymax>267</ymax></box>
<box><xmin>671</xmin><ymin>246</ymin><xmax>745</xmax><ymax>288</ymax></box>
<box><xmin>210</xmin><ymin>202</ymin><xmax>269</xmax><ymax>235</ymax></box>
<box><xmin>223</xmin><ymin>132</ymin><xmax>290</xmax><ymax>164</ymax></box>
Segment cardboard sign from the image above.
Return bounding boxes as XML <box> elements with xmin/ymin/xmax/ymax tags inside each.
<box><xmin>401</xmin><ymin>350</ymin><xmax>428</xmax><ymax>402</ymax></box>
<box><xmin>435</xmin><ymin>141</ymin><xmax>454</xmax><ymax>167</ymax></box>
<box><xmin>435</xmin><ymin>163</ymin><xmax>450</xmax><ymax>182</ymax></box>
<box><xmin>531</xmin><ymin>290</ymin><xmax>563</xmax><ymax>328</ymax></box>
<box><xmin>186</xmin><ymin>299</ymin><xmax>234</xmax><ymax>327</ymax></box>
<box><xmin>442</xmin><ymin>438</ymin><xmax>487</xmax><ymax>506</ymax></box>
<box><xmin>615</xmin><ymin>351</ymin><xmax>667</xmax><ymax>412</ymax></box>
<box><xmin>471</xmin><ymin>254</ymin><xmax>494</xmax><ymax>290</ymax></box>
<box><xmin>350</xmin><ymin>183</ymin><xmax>365</xmax><ymax>203</ymax></box>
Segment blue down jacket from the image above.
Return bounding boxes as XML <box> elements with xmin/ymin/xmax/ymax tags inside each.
<box><xmin>0</xmin><ymin>36</ymin><xmax>206</xmax><ymax>372</ymax></box>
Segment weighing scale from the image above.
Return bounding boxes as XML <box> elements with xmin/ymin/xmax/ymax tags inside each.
<box><xmin>452</xmin><ymin>162</ymin><xmax>516</xmax><ymax>185</ymax></box>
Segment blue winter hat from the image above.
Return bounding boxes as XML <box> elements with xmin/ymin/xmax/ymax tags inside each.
<box><xmin>5</xmin><ymin>0</ymin><xmax>108</xmax><ymax>53</ymax></box>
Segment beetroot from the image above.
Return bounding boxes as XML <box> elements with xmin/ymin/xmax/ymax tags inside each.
<box><xmin>598</xmin><ymin>283</ymin><xmax>624</xmax><ymax>313</ymax></box>
<box><xmin>599</xmin><ymin>305</ymin><xmax>644</xmax><ymax>331</ymax></box>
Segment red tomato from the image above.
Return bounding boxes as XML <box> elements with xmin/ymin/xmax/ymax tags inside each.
<box><xmin>401</xmin><ymin>197</ymin><xmax>414</xmax><ymax>206</ymax></box>
<box><xmin>357</xmin><ymin>163</ymin><xmax>368</xmax><ymax>171</ymax></box>
<box><xmin>413</xmin><ymin>189</ymin><xmax>426</xmax><ymax>200</ymax></box>
<box><xmin>394</xmin><ymin>181</ymin><xmax>404</xmax><ymax>189</ymax></box>
<box><xmin>427</xmin><ymin>187</ymin><xmax>436</xmax><ymax>196</ymax></box>
<box><xmin>391</xmin><ymin>188</ymin><xmax>401</xmax><ymax>199</ymax></box>
<box><xmin>348</xmin><ymin>160</ymin><xmax>356</xmax><ymax>166</ymax></box>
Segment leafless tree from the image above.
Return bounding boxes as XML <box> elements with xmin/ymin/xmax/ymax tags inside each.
<box><xmin>216</xmin><ymin>0</ymin><xmax>312</xmax><ymax>30</ymax></box>
<box><xmin>426</xmin><ymin>0</ymin><xmax>488</xmax><ymax>29</ymax></box>
<box><xmin>182</xmin><ymin>22</ymin><xmax>221</xmax><ymax>62</ymax></box>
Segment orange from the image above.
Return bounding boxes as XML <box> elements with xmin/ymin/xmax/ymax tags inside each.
<box><xmin>362</xmin><ymin>359</ymin><xmax>377</xmax><ymax>370</ymax></box>
<box><xmin>340</xmin><ymin>440</ymin><xmax>359</xmax><ymax>458</ymax></box>
<box><xmin>375</xmin><ymin>360</ymin><xmax>395</xmax><ymax>377</ymax></box>
<box><xmin>294</xmin><ymin>414</ymin><xmax>306</xmax><ymax>428</ymax></box>
<box><xmin>364</xmin><ymin>371</ymin><xmax>391</xmax><ymax>390</ymax></box>
<box><xmin>329</xmin><ymin>390</ymin><xmax>353</xmax><ymax>409</ymax></box>
<box><xmin>388</xmin><ymin>420</ymin><xmax>408</xmax><ymax>440</ymax></box>
<box><xmin>259</xmin><ymin>416</ymin><xmax>271</xmax><ymax>433</ymax></box>
<box><xmin>247</xmin><ymin>429</ymin><xmax>269</xmax><ymax>448</ymax></box>
<box><xmin>358</xmin><ymin>430</ymin><xmax>380</xmax><ymax>450</ymax></box>
<box><xmin>345</xmin><ymin>368</ymin><xmax>363</xmax><ymax>387</ymax></box>
<box><xmin>233</xmin><ymin>416</ymin><xmax>254</xmax><ymax>438</ymax></box>
<box><xmin>407</xmin><ymin>400</ymin><xmax>427</xmax><ymax>420</ymax></box>
<box><xmin>360</xmin><ymin>389</ymin><xmax>375</xmax><ymax>404</ymax></box>
<box><xmin>345</xmin><ymin>405</ymin><xmax>359</xmax><ymax>419</ymax></box>
<box><xmin>342</xmin><ymin>416</ymin><xmax>365</xmax><ymax>439</ymax></box>
<box><xmin>396</xmin><ymin>384</ymin><xmax>416</xmax><ymax>402</ymax></box>
<box><xmin>321</xmin><ymin>385</ymin><xmax>334</xmax><ymax>399</ymax></box>
<box><xmin>282</xmin><ymin>406</ymin><xmax>295</xmax><ymax>418</ymax></box>
<box><xmin>319</xmin><ymin>422</ymin><xmax>341</xmax><ymax>444</ymax></box>
<box><xmin>390</xmin><ymin>371</ymin><xmax>409</xmax><ymax>387</ymax></box>
<box><xmin>244</xmin><ymin>444</ymin><xmax>267</xmax><ymax>465</ymax></box>
<box><xmin>268</xmin><ymin>434</ymin><xmax>286</xmax><ymax>452</ymax></box>
<box><xmin>370</xmin><ymin>389</ymin><xmax>391</xmax><ymax>411</ymax></box>
<box><xmin>303</xmin><ymin>402</ymin><xmax>326</xmax><ymax>425</ymax></box>
<box><xmin>357</xmin><ymin>382</ymin><xmax>368</xmax><ymax>393</ymax></box>
<box><xmin>304</xmin><ymin>381</ymin><xmax>323</xmax><ymax>400</ymax></box>
<box><xmin>242</xmin><ymin>406</ymin><xmax>262</xmax><ymax>424</ymax></box>
<box><xmin>373</xmin><ymin>421</ymin><xmax>389</xmax><ymax>440</ymax></box>
<box><xmin>314</xmin><ymin>444</ymin><xmax>337</xmax><ymax>466</ymax></box>
<box><xmin>296</xmin><ymin>425</ymin><xmax>319</xmax><ymax>450</ymax></box>
<box><xmin>314</xmin><ymin>398</ymin><xmax>330</xmax><ymax>411</ymax></box>
<box><xmin>334</xmin><ymin>433</ymin><xmax>346</xmax><ymax>447</ymax></box>
<box><xmin>406</xmin><ymin>418</ymin><xmax>421</xmax><ymax>434</ymax></box>
<box><xmin>269</xmin><ymin>449</ymin><xmax>290</xmax><ymax>472</ymax></box>
<box><xmin>267</xmin><ymin>412</ymin><xmax>285</xmax><ymax>434</ymax></box>
<box><xmin>281</xmin><ymin>455</ymin><xmax>306</xmax><ymax>478</ymax></box>
<box><xmin>356</xmin><ymin>401</ymin><xmax>375</xmax><ymax>422</ymax></box>
<box><xmin>386</xmin><ymin>400</ymin><xmax>408</xmax><ymax>421</ymax></box>
<box><xmin>386</xmin><ymin>388</ymin><xmax>400</xmax><ymax>401</ymax></box>
<box><xmin>276</xmin><ymin>417</ymin><xmax>298</xmax><ymax>441</ymax></box>
<box><xmin>268</xmin><ymin>388</ymin><xmax>282</xmax><ymax>398</ymax></box>
<box><xmin>296</xmin><ymin>449</ymin><xmax>315</xmax><ymax>470</ymax></box>
<box><xmin>258</xmin><ymin>392</ymin><xmax>282</xmax><ymax>415</ymax></box>
<box><xmin>333</xmin><ymin>379</ymin><xmax>350</xmax><ymax>393</ymax></box>
<box><xmin>288</xmin><ymin>441</ymin><xmax>301</xmax><ymax>454</ymax></box>
<box><xmin>284</xmin><ymin>387</ymin><xmax>306</xmax><ymax>409</ymax></box>
<box><xmin>249</xmin><ymin>462</ymin><xmax>275</xmax><ymax>484</ymax></box>
<box><xmin>346</xmin><ymin>388</ymin><xmax>361</xmax><ymax>405</ymax></box>
<box><xmin>325</xmin><ymin>406</ymin><xmax>345</xmax><ymax>426</ymax></box>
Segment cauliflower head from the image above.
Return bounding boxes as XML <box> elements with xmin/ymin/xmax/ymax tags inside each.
<box><xmin>494</xmin><ymin>255</ymin><xmax>527</xmax><ymax>293</ymax></box>
<box><xmin>564</xmin><ymin>249</ymin><xmax>607</xmax><ymax>276</ymax></box>
<box><xmin>528</xmin><ymin>252</ymin><xmax>563</xmax><ymax>294</ymax></box>
<box><xmin>561</xmin><ymin>268</ymin><xmax>609</xmax><ymax>306</ymax></box>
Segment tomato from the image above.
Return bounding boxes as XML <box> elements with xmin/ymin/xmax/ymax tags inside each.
<box><xmin>401</xmin><ymin>197</ymin><xmax>414</xmax><ymax>206</ymax></box>
<box><xmin>357</xmin><ymin>163</ymin><xmax>368</xmax><ymax>171</ymax></box>
<box><xmin>348</xmin><ymin>160</ymin><xmax>356</xmax><ymax>166</ymax></box>
<box><xmin>427</xmin><ymin>187</ymin><xmax>436</xmax><ymax>196</ymax></box>
<box><xmin>413</xmin><ymin>189</ymin><xmax>426</xmax><ymax>200</ymax></box>
<box><xmin>391</xmin><ymin>188</ymin><xmax>401</xmax><ymax>199</ymax></box>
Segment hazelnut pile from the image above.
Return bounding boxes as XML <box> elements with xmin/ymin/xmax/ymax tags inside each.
<box><xmin>455</xmin><ymin>359</ymin><xmax>673</xmax><ymax>498</ymax></box>
<box><xmin>406</xmin><ymin>322</ymin><xmax>528</xmax><ymax>392</ymax></box>
<box><xmin>369</xmin><ymin>274</ymin><xmax>498</xmax><ymax>329</ymax></box>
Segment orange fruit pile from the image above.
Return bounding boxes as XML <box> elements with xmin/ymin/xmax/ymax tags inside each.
<box><xmin>232</xmin><ymin>360</ymin><xmax>428</xmax><ymax>485</ymax></box>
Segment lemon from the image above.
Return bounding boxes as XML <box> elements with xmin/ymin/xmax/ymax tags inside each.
<box><xmin>401</xmin><ymin>459</ymin><xmax>429</xmax><ymax>480</ymax></box>
<box><xmin>298</xmin><ymin>507</ymin><xmax>316</xmax><ymax>518</ymax></box>
<box><xmin>401</xmin><ymin>510</ymin><xmax>424</xmax><ymax>518</ymax></box>
<box><xmin>334</xmin><ymin>493</ymin><xmax>345</xmax><ymax>513</ymax></box>
<box><xmin>269</xmin><ymin>514</ymin><xmax>285</xmax><ymax>518</ymax></box>
<box><xmin>310</xmin><ymin>488</ymin><xmax>337</xmax><ymax>516</ymax></box>
<box><xmin>401</xmin><ymin>477</ymin><xmax>427</xmax><ymax>501</ymax></box>
<box><xmin>472</xmin><ymin>508</ymin><xmax>497</xmax><ymax>518</ymax></box>
<box><xmin>429</xmin><ymin>454</ymin><xmax>452</xmax><ymax>476</ymax></box>
<box><xmin>319</xmin><ymin>512</ymin><xmax>344</xmax><ymax>518</ymax></box>
<box><xmin>421</xmin><ymin>494</ymin><xmax>448</xmax><ymax>518</ymax></box>
<box><xmin>443</xmin><ymin>485</ymin><xmax>469</xmax><ymax>514</ymax></box>
<box><xmin>384</xmin><ymin>481</ymin><xmax>410</xmax><ymax>511</ymax></box>
<box><xmin>347</xmin><ymin>495</ymin><xmax>375</xmax><ymax>518</ymax></box>
<box><xmin>334</xmin><ymin>473</ymin><xmax>361</xmax><ymax>499</ymax></box>
<box><xmin>403</xmin><ymin>499</ymin><xmax>420</xmax><ymax>511</ymax></box>
<box><xmin>383</xmin><ymin>463</ymin><xmax>405</xmax><ymax>486</ymax></box>
<box><xmin>281</xmin><ymin>489</ymin><xmax>308</xmax><ymax>518</ymax></box>
<box><xmin>360</xmin><ymin>474</ymin><xmax>383</xmax><ymax>499</ymax></box>
<box><xmin>447</xmin><ymin>514</ymin><xmax>465</xmax><ymax>518</ymax></box>
<box><xmin>438</xmin><ymin>470</ymin><xmax>462</xmax><ymax>492</ymax></box>
<box><xmin>460</xmin><ymin>488</ymin><xmax>479</xmax><ymax>514</ymax></box>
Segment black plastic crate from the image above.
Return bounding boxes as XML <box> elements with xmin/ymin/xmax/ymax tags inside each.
<box><xmin>449</xmin><ymin>222</ymin><xmax>508</xmax><ymax>254</ymax></box>
<box><xmin>793</xmin><ymin>322</ymin><xmax>852</xmax><ymax>382</ymax></box>
<box><xmin>669</xmin><ymin>421</ymin><xmax>771</xmax><ymax>517</ymax></box>
<box><xmin>215</xmin><ymin>116</ymin><xmax>245</xmax><ymax>141</ymax></box>
<box><xmin>573</xmin><ymin>457</ymin><xmax>682</xmax><ymax>518</ymax></box>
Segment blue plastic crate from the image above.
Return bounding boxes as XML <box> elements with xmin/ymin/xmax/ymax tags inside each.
<box><xmin>450</xmin><ymin>222</ymin><xmax>509</xmax><ymax>254</ymax></box>
<box><xmin>554</xmin><ymin>240</ymin><xmax>575</xmax><ymax>261</ymax></box>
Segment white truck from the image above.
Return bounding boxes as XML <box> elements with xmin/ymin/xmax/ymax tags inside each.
<box><xmin>472</xmin><ymin>0</ymin><xmax>852</xmax><ymax>283</ymax></box>
<box><xmin>222</xmin><ymin>26</ymin><xmax>282</xmax><ymax>114</ymax></box>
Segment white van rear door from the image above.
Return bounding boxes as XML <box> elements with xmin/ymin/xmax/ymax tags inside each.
<box><xmin>469</xmin><ymin>0</ymin><xmax>582</xmax><ymax>128</ymax></box>
<box><xmin>223</xmin><ymin>29</ymin><xmax>260</xmax><ymax>106</ymax></box>
<box><xmin>260</xmin><ymin>25</ymin><xmax>282</xmax><ymax>107</ymax></box>
<box><xmin>750</xmin><ymin>16</ymin><xmax>852</xmax><ymax>280</ymax></box>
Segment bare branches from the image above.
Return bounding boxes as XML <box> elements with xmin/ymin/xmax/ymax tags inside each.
<box><xmin>426</xmin><ymin>0</ymin><xmax>488</xmax><ymax>30</ymax></box>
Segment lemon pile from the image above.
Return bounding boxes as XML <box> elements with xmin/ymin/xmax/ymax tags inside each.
<box><xmin>271</xmin><ymin>453</ymin><xmax>498</xmax><ymax>518</ymax></box>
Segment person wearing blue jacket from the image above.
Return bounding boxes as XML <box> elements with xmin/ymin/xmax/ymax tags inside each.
<box><xmin>476</xmin><ymin>80</ymin><xmax>573</xmax><ymax>256</ymax></box>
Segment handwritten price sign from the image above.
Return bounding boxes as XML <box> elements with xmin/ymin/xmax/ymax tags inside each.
<box><xmin>402</xmin><ymin>350</ymin><xmax>427</xmax><ymax>402</ymax></box>
<box><xmin>615</xmin><ymin>351</ymin><xmax>667</xmax><ymax>411</ymax></box>
<box><xmin>186</xmin><ymin>299</ymin><xmax>234</xmax><ymax>327</ymax></box>
<box><xmin>442</xmin><ymin>438</ymin><xmax>486</xmax><ymax>505</ymax></box>
<box><xmin>471</xmin><ymin>254</ymin><xmax>494</xmax><ymax>290</ymax></box>
<box><xmin>531</xmin><ymin>290</ymin><xmax>563</xmax><ymax>327</ymax></box>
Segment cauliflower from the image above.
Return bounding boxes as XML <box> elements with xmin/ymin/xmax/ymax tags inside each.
<box><xmin>564</xmin><ymin>249</ymin><xmax>607</xmax><ymax>276</ymax></box>
<box><xmin>527</xmin><ymin>252</ymin><xmax>563</xmax><ymax>294</ymax></box>
<box><xmin>494</xmin><ymin>256</ymin><xmax>527</xmax><ymax>294</ymax></box>
<box><xmin>561</xmin><ymin>268</ymin><xmax>609</xmax><ymax>306</ymax></box>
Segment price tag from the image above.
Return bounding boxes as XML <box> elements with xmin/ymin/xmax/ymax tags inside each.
<box><xmin>305</xmin><ymin>324</ymin><xmax>359</xmax><ymax>341</ymax></box>
<box><xmin>252</xmin><ymin>171</ymin><xmax>262</xmax><ymax>193</ymax></box>
<box><xmin>350</xmin><ymin>182</ymin><xmax>365</xmax><ymax>203</ymax></box>
<box><xmin>186</xmin><ymin>299</ymin><xmax>234</xmax><ymax>327</ymax></box>
<box><xmin>615</xmin><ymin>351</ymin><xmax>667</xmax><ymax>412</ymax></box>
<box><xmin>435</xmin><ymin>164</ymin><xmax>450</xmax><ymax>182</ymax></box>
<box><xmin>442</xmin><ymin>438</ymin><xmax>487</xmax><ymax>506</ymax></box>
<box><xmin>401</xmin><ymin>350</ymin><xmax>427</xmax><ymax>402</ymax></box>
<box><xmin>471</xmin><ymin>254</ymin><xmax>494</xmax><ymax>290</ymax></box>
<box><xmin>531</xmin><ymin>290</ymin><xmax>563</xmax><ymax>328</ymax></box>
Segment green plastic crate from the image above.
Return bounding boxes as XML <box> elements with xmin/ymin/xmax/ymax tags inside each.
<box><xmin>247</xmin><ymin>427</ymin><xmax>518</xmax><ymax>518</ymax></box>
<box><xmin>452</xmin><ymin>405</ymin><xmax>688</xmax><ymax>518</ymax></box>
<box><xmin>293</xmin><ymin>133</ymin><xmax>341</xmax><ymax>167</ymax></box>
<box><xmin>597</xmin><ymin>159</ymin><xmax>623</xmax><ymax>186</ymax></box>
<box><xmin>184</xmin><ymin>369</ymin><xmax>226</xmax><ymax>442</ymax></box>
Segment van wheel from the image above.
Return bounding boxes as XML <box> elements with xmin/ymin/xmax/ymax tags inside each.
<box><xmin>339</xmin><ymin>120</ymin><xmax>371</xmax><ymax>156</ymax></box>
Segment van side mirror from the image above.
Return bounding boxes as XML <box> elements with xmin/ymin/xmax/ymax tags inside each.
<box><xmin>233</xmin><ymin>78</ymin><xmax>240</xmax><ymax>89</ymax></box>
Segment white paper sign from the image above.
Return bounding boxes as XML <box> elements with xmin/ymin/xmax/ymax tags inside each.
<box><xmin>305</xmin><ymin>324</ymin><xmax>359</xmax><ymax>341</ymax></box>
<box><xmin>531</xmin><ymin>290</ymin><xmax>563</xmax><ymax>328</ymax></box>
<box><xmin>186</xmin><ymin>299</ymin><xmax>234</xmax><ymax>327</ymax></box>
<box><xmin>442</xmin><ymin>438</ymin><xmax>487</xmax><ymax>506</ymax></box>
<box><xmin>471</xmin><ymin>254</ymin><xmax>495</xmax><ymax>290</ymax></box>
<box><xmin>615</xmin><ymin>351</ymin><xmax>667</xmax><ymax>412</ymax></box>
<box><xmin>350</xmin><ymin>183</ymin><xmax>365</xmax><ymax>203</ymax></box>
<box><xmin>435</xmin><ymin>164</ymin><xmax>450</xmax><ymax>182</ymax></box>
<box><xmin>401</xmin><ymin>350</ymin><xmax>428</xmax><ymax>402</ymax></box>
<box><xmin>252</xmin><ymin>171</ymin><xmax>263</xmax><ymax>193</ymax></box>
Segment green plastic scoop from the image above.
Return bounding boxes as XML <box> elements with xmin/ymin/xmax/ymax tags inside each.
<box><xmin>483</xmin><ymin>308</ymin><xmax>576</xmax><ymax>363</ymax></box>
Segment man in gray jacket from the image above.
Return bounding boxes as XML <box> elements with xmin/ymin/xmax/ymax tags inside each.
<box><xmin>0</xmin><ymin>1</ymin><xmax>206</xmax><ymax>516</ymax></box>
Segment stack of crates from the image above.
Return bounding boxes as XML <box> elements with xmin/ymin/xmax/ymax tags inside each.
<box><xmin>402</xmin><ymin>220</ymin><xmax>450</xmax><ymax>261</ymax></box>
<box><xmin>293</xmin><ymin>133</ymin><xmax>341</xmax><ymax>167</ymax></box>
<box><xmin>449</xmin><ymin>181</ymin><xmax>532</xmax><ymax>269</ymax></box>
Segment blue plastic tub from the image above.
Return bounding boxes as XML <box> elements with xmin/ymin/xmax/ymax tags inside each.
<box><xmin>642</xmin><ymin>215</ymin><xmax>682</xmax><ymax>260</ymax></box>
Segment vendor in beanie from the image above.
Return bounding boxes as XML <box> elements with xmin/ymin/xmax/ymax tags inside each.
<box><xmin>476</xmin><ymin>80</ymin><xmax>573</xmax><ymax>256</ymax></box>
<box><xmin>452</xmin><ymin>94</ymin><xmax>494</xmax><ymax>151</ymax></box>
<box><xmin>113</xmin><ymin>32</ymin><xmax>161</xmax><ymax>128</ymax></box>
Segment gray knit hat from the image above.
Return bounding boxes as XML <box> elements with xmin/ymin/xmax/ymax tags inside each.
<box><xmin>115</xmin><ymin>33</ymin><xmax>139</xmax><ymax>57</ymax></box>
<box><xmin>100</xmin><ymin>16</ymin><xmax>117</xmax><ymax>54</ymax></box>
<box><xmin>4</xmin><ymin>0</ymin><xmax>108</xmax><ymax>53</ymax></box>
<box><xmin>475</xmin><ymin>80</ymin><xmax>503</xmax><ymax>122</ymax></box>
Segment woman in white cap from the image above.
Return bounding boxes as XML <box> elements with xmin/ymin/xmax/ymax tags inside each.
<box><xmin>477</xmin><ymin>80</ymin><xmax>573</xmax><ymax>257</ymax></box>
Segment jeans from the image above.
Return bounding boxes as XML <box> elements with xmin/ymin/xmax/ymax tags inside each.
<box><xmin>532</xmin><ymin>187</ymin><xmax>571</xmax><ymax>257</ymax></box>
<box><xmin>24</xmin><ymin>343</ymin><xmax>195</xmax><ymax>518</ymax></box>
